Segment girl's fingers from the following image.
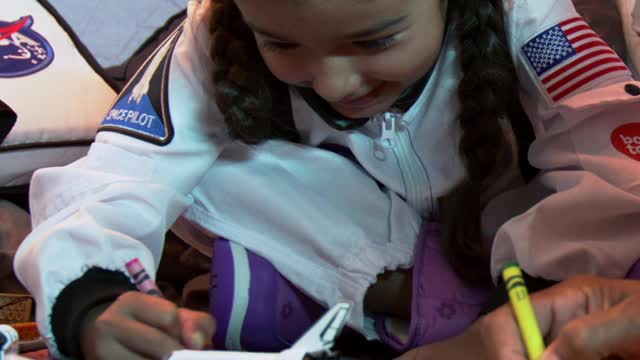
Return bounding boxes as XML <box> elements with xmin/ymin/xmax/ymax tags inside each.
<box><xmin>88</xmin><ymin>293</ymin><xmax>218</xmax><ymax>358</ymax></box>
<box><xmin>116</xmin><ymin>292</ymin><xmax>183</xmax><ymax>339</ymax></box>
<box><xmin>177</xmin><ymin>308</ymin><xmax>216</xmax><ymax>349</ymax></box>
<box><xmin>110</xmin><ymin>316</ymin><xmax>185</xmax><ymax>358</ymax></box>
<box><xmin>87</xmin><ymin>335</ymin><xmax>150</xmax><ymax>360</ymax></box>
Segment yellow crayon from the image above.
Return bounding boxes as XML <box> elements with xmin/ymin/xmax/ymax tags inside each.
<box><xmin>501</xmin><ymin>262</ymin><xmax>545</xmax><ymax>360</ymax></box>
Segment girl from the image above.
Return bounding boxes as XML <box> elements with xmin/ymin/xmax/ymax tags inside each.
<box><xmin>14</xmin><ymin>0</ymin><xmax>640</xmax><ymax>358</ymax></box>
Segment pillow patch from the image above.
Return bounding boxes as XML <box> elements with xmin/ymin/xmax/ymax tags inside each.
<box><xmin>611</xmin><ymin>123</ymin><xmax>640</xmax><ymax>162</ymax></box>
<box><xmin>0</xmin><ymin>15</ymin><xmax>55</xmax><ymax>78</ymax></box>
<box><xmin>98</xmin><ymin>26</ymin><xmax>182</xmax><ymax>146</ymax></box>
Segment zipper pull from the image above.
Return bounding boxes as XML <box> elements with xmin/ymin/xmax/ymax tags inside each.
<box><xmin>379</xmin><ymin>112</ymin><xmax>402</xmax><ymax>147</ymax></box>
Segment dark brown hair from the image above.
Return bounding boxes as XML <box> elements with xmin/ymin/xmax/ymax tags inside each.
<box><xmin>439</xmin><ymin>0</ymin><xmax>536</xmax><ymax>286</ymax></box>
<box><xmin>208</xmin><ymin>0</ymin><xmax>299</xmax><ymax>143</ymax></box>
<box><xmin>208</xmin><ymin>0</ymin><xmax>536</xmax><ymax>286</ymax></box>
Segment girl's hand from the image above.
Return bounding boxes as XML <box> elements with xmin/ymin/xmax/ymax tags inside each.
<box><xmin>81</xmin><ymin>291</ymin><xmax>216</xmax><ymax>360</ymax></box>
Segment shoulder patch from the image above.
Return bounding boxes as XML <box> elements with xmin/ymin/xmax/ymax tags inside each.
<box><xmin>98</xmin><ymin>25</ymin><xmax>183</xmax><ymax>145</ymax></box>
<box><xmin>522</xmin><ymin>17</ymin><xmax>630</xmax><ymax>104</ymax></box>
<box><xmin>611</xmin><ymin>123</ymin><xmax>640</xmax><ymax>162</ymax></box>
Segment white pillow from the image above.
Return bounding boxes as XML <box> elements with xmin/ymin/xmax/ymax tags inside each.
<box><xmin>633</xmin><ymin>0</ymin><xmax>639</xmax><ymax>34</ymax></box>
<box><xmin>0</xmin><ymin>0</ymin><xmax>116</xmax><ymax>187</ymax></box>
<box><xmin>616</xmin><ymin>0</ymin><xmax>640</xmax><ymax>76</ymax></box>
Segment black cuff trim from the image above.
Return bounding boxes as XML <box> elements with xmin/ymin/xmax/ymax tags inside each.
<box><xmin>51</xmin><ymin>267</ymin><xmax>136</xmax><ymax>358</ymax></box>
<box><xmin>482</xmin><ymin>271</ymin><xmax>558</xmax><ymax>315</ymax></box>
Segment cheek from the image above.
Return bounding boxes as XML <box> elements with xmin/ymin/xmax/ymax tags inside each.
<box><xmin>361</xmin><ymin>35</ymin><xmax>443</xmax><ymax>84</ymax></box>
<box><xmin>367</xmin><ymin>51</ymin><xmax>438</xmax><ymax>84</ymax></box>
<box><xmin>260</xmin><ymin>52</ymin><xmax>308</xmax><ymax>85</ymax></box>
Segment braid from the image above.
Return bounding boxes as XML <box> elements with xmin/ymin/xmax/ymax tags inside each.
<box><xmin>209</xmin><ymin>0</ymin><xmax>299</xmax><ymax>144</ymax></box>
<box><xmin>207</xmin><ymin>0</ymin><xmax>536</xmax><ymax>285</ymax></box>
<box><xmin>439</xmin><ymin>0</ymin><xmax>536</xmax><ymax>286</ymax></box>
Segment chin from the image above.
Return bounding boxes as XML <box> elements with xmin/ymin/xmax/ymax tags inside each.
<box><xmin>333</xmin><ymin>99</ymin><xmax>396</xmax><ymax>119</ymax></box>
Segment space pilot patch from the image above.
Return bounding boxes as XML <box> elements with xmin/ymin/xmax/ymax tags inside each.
<box><xmin>611</xmin><ymin>123</ymin><xmax>640</xmax><ymax>162</ymax></box>
<box><xmin>98</xmin><ymin>26</ymin><xmax>183</xmax><ymax>146</ymax></box>
<box><xmin>522</xmin><ymin>17</ymin><xmax>630</xmax><ymax>103</ymax></box>
<box><xmin>0</xmin><ymin>16</ymin><xmax>54</xmax><ymax>78</ymax></box>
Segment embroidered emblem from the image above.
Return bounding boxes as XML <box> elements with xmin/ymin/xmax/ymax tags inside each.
<box><xmin>611</xmin><ymin>123</ymin><xmax>640</xmax><ymax>161</ymax></box>
<box><xmin>0</xmin><ymin>16</ymin><xmax>54</xmax><ymax>78</ymax></box>
<box><xmin>280</xmin><ymin>302</ymin><xmax>294</xmax><ymax>320</ymax></box>
<box><xmin>522</xmin><ymin>17</ymin><xmax>629</xmax><ymax>103</ymax></box>
<box><xmin>98</xmin><ymin>27</ymin><xmax>183</xmax><ymax>145</ymax></box>
<box><xmin>437</xmin><ymin>303</ymin><xmax>456</xmax><ymax>320</ymax></box>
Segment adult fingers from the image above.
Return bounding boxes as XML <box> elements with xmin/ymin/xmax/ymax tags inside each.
<box><xmin>393</xmin><ymin>323</ymin><xmax>489</xmax><ymax>360</ymax></box>
<box><xmin>524</xmin><ymin>276</ymin><xmax>636</xmax><ymax>340</ymax></box>
<box><xmin>478</xmin><ymin>306</ymin><xmax>529</xmax><ymax>360</ymax></box>
<box><xmin>477</xmin><ymin>277</ymin><xmax>597</xmax><ymax>360</ymax></box>
<box><xmin>539</xmin><ymin>295</ymin><xmax>640</xmax><ymax>360</ymax></box>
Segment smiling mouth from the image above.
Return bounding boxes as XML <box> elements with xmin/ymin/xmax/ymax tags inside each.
<box><xmin>334</xmin><ymin>83</ymin><xmax>386</xmax><ymax>109</ymax></box>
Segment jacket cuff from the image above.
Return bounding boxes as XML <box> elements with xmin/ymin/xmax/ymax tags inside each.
<box><xmin>51</xmin><ymin>267</ymin><xmax>136</xmax><ymax>358</ymax></box>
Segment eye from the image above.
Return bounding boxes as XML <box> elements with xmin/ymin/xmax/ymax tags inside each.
<box><xmin>354</xmin><ymin>34</ymin><xmax>399</xmax><ymax>50</ymax></box>
<box><xmin>260</xmin><ymin>40</ymin><xmax>299</xmax><ymax>52</ymax></box>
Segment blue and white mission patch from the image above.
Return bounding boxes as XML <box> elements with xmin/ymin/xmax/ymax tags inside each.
<box><xmin>99</xmin><ymin>27</ymin><xmax>183</xmax><ymax>145</ymax></box>
<box><xmin>102</xmin><ymin>96</ymin><xmax>165</xmax><ymax>139</ymax></box>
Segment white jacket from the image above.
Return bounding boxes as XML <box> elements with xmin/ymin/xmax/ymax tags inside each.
<box><xmin>14</xmin><ymin>0</ymin><xmax>640</xmax><ymax>356</ymax></box>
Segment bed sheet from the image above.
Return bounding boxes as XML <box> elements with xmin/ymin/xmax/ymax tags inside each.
<box><xmin>48</xmin><ymin>0</ymin><xmax>639</xmax><ymax>75</ymax></box>
<box><xmin>47</xmin><ymin>0</ymin><xmax>189</xmax><ymax>68</ymax></box>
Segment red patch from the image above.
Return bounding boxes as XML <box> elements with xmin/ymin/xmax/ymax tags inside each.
<box><xmin>611</xmin><ymin>123</ymin><xmax>640</xmax><ymax>161</ymax></box>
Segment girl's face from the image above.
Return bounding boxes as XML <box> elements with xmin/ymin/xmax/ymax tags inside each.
<box><xmin>234</xmin><ymin>0</ymin><xmax>447</xmax><ymax>119</ymax></box>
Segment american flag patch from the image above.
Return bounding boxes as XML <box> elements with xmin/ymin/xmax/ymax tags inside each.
<box><xmin>522</xmin><ymin>17</ymin><xmax>630</xmax><ymax>103</ymax></box>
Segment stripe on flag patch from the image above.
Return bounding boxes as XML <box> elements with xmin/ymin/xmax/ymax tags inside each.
<box><xmin>522</xmin><ymin>17</ymin><xmax>630</xmax><ymax>102</ymax></box>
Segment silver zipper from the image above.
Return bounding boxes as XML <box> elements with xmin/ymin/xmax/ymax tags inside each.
<box><xmin>377</xmin><ymin>111</ymin><xmax>433</xmax><ymax>215</ymax></box>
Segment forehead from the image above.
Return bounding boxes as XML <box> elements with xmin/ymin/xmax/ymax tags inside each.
<box><xmin>235</xmin><ymin>0</ymin><xmax>390</xmax><ymax>14</ymax></box>
<box><xmin>234</xmin><ymin>0</ymin><xmax>413</xmax><ymax>38</ymax></box>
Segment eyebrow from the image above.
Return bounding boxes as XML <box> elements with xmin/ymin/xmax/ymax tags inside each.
<box><xmin>347</xmin><ymin>15</ymin><xmax>409</xmax><ymax>39</ymax></box>
<box><xmin>246</xmin><ymin>15</ymin><xmax>409</xmax><ymax>42</ymax></box>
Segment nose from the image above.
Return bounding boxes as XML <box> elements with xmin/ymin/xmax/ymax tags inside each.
<box><xmin>311</xmin><ymin>56</ymin><xmax>361</xmax><ymax>103</ymax></box>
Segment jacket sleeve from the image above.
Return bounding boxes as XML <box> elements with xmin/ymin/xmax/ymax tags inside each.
<box><xmin>490</xmin><ymin>0</ymin><xmax>640</xmax><ymax>281</ymax></box>
<box><xmin>13</xmin><ymin>3</ymin><xmax>229</xmax><ymax>357</ymax></box>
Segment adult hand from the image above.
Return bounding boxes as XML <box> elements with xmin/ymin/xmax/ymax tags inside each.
<box><xmin>481</xmin><ymin>275</ymin><xmax>640</xmax><ymax>360</ymax></box>
<box><xmin>396</xmin><ymin>275</ymin><xmax>640</xmax><ymax>360</ymax></box>
<box><xmin>81</xmin><ymin>291</ymin><xmax>216</xmax><ymax>360</ymax></box>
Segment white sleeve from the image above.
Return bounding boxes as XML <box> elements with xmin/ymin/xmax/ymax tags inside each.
<box><xmin>13</xmin><ymin>6</ymin><xmax>229</xmax><ymax>356</ymax></box>
<box><xmin>490</xmin><ymin>0</ymin><xmax>640</xmax><ymax>281</ymax></box>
